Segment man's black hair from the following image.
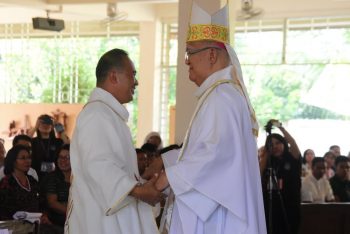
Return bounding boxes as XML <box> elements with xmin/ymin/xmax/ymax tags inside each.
<box><xmin>335</xmin><ymin>156</ymin><xmax>349</xmax><ymax>167</ymax></box>
<box><xmin>312</xmin><ymin>157</ymin><xmax>325</xmax><ymax>168</ymax></box>
<box><xmin>95</xmin><ymin>48</ymin><xmax>129</xmax><ymax>85</ymax></box>
<box><xmin>4</xmin><ymin>145</ymin><xmax>31</xmax><ymax>175</ymax></box>
<box><xmin>12</xmin><ymin>134</ymin><xmax>32</xmax><ymax>147</ymax></box>
<box><xmin>136</xmin><ymin>148</ymin><xmax>146</xmax><ymax>154</ymax></box>
<box><xmin>141</xmin><ymin>143</ymin><xmax>158</xmax><ymax>153</ymax></box>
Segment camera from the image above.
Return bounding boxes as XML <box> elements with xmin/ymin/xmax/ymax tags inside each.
<box><xmin>264</xmin><ymin>120</ymin><xmax>281</xmax><ymax>133</ymax></box>
<box><xmin>54</xmin><ymin>123</ymin><xmax>65</xmax><ymax>133</ymax></box>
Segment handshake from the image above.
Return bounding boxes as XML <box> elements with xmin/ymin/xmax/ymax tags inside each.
<box><xmin>131</xmin><ymin>157</ymin><xmax>168</xmax><ymax>206</ymax></box>
<box><xmin>264</xmin><ymin>119</ymin><xmax>282</xmax><ymax>133</ymax></box>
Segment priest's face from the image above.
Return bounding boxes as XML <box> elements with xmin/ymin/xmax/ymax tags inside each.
<box><xmin>112</xmin><ymin>58</ymin><xmax>138</xmax><ymax>104</ymax></box>
<box><xmin>185</xmin><ymin>41</ymin><xmax>214</xmax><ymax>86</ymax></box>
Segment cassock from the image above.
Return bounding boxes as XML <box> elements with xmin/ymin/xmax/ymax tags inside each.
<box><xmin>65</xmin><ymin>87</ymin><xmax>158</xmax><ymax>234</ymax></box>
<box><xmin>163</xmin><ymin>65</ymin><xmax>266</xmax><ymax>234</ymax></box>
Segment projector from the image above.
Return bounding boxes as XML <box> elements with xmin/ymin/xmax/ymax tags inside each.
<box><xmin>32</xmin><ymin>17</ymin><xmax>65</xmax><ymax>32</ymax></box>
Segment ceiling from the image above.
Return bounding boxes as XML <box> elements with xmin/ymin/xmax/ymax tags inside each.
<box><xmin>0</xmin><ymin>0</ymin><xmax>178</xmax><ymax>24</ymax></box>
<box><xmin>0</xmin><ymin>0</ymin><xmax>350</xmax><ymax>25</ymax></box>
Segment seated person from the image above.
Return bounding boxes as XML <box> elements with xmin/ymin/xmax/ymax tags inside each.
<box><xmin>45</xmin><ymin>144</ymin><xmax>71</xmax><ymax>228</ymax></box>
<box><xmin>12</xmin><ymin>134</ymin><xmax>38</xmax><ymax>181</ymax></box>
<box><xmin>135</xmin><ymin>148</ymin><xmax>162</xmax><ymax>223</ymax></box>
<box><xmin>324</xmin><ymin>151</ymin><xmax>336</xmax><ymax>179</ymax></box>
<box><xmin>0</xmin><ymin>136</ymin><xmax>39</xmax><ymax>181</ymax></box>
<box><xmin>301</xmin><ymin>157</ymin><xmax>335</xmax><ymax>203</ymax></box>
<box><xmin>330</xmin><ymin>156</ymin><xmax>350</xmax><ymax>202</ymax></box>
<box><xmin>141</xmin><ymin>143</ymin><xmax>159</xmax><ymax>165</ymax></box>
<box><xmin>136</xmin><ymin>148</ymin><xmax>148</xmax><ymax>177</ymax></box>
<box><xmin>0</xmin><ymin>145</ymin><xmax>50</xmax><ymax>224</ymax></box>
<box><xmin>143</xmin><ymin>131</ymin><xmax>163</xmax><ymax>150</ymax></box>
<box><xmin>301</xmin><ymin>149</ymin><xmax>315</xmax><ymax>177</ymax></box>
<box><xmin>329</xmin><ymin>145</ymin><xmax>341</xmax><ymax>157</ymax></box>
<box><xmin>0</xmin><ymin>140</ymin><xmax>5</xmax><ymax>174</ymax></box>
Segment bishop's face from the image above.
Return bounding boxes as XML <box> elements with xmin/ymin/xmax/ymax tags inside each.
<box><xmin>185</xmin><ymin>41</ymin><xmax>213</xmax><ymax>86</ymax></box>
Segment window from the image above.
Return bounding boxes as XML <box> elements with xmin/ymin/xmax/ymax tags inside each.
<box><xmin>235</xmin><ymin>17</ymin><xmax>350</xmax><ymax>155</ymax></box>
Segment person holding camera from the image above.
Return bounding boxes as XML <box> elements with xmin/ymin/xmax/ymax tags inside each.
<box><xmin>31</xmin><ymin>114</ymin><xmax>67</xmax><ymax>180</ymax></box>
<box><xmin>260</xmin><ymin>119</ymin><xmax>302</xmax><ymax>234</ymax></box>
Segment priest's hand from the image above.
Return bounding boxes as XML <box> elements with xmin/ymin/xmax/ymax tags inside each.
<box><xmin>142</xmin><ymin>157</ymin><xmax>164</xmax><ymax>180</ymax></box>
<box><xmin>130</xmin><ymin>175</ymin><xmax>166</xmax><ymax>206</ymax></box>
<box><xmin>155</xmin><ymin>171</ymin><xmax>169</xmax><ymax>192</ymax></box>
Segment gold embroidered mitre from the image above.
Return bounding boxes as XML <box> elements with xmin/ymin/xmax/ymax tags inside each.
<box><xmin>187</xmin><ymin>2</ymin><xmax>229</xmax><ymax>44</ymax></box>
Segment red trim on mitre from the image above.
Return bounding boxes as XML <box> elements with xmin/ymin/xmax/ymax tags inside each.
<box><xmin>213</xmin><ymin>42</ymin><xmax>226</xmax><ymax>50</ymax></box>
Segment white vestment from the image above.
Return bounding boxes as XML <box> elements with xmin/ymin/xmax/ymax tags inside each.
<box><xmin>163</xmin><ymin>66</ymin><xmax>266</xmax><ymax>234</ymax></box>
<box><xmin>65</xmin><ymin>88</ymin><xmax>158</xmax><ymax>234</ymax></box>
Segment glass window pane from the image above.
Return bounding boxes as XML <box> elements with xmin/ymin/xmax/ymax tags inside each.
<box><xmin>287</xmin><ymin>28</ymin><xmax>350</xmax><ymax>63</ymax></box>
<box><xmin>235</xmin><ymin>31</ymin><xmax>283</xmax><ymax>64</ymax></box>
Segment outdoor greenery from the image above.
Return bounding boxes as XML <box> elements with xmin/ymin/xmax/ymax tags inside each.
<box><xmin>1</xmin><ymin>22</ymin><xmax>350</xmax><ymax>145</ymax></box>
<box><xmin>235</xmin><ymin>27</ymin><xmax>350</xmax><ymax>126</ymax></box>
<box><xmin>0</xmin><ymin>36</ymin><xmax>140</xmax><ymax>141</ymax></box>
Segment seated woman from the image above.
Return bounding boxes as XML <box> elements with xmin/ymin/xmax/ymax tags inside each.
<box><xmin>0</xmin><ymin>145</ymin><xmax>50</xmax><ymax>223</ymax></box>
<box><xmin>45</xmin><ymin>144</ymin><xmax>71</xmax><ymax>228</ymax></box>
<box><xmin>302</xmin><ymin>149</ymin><xmax>315</xmax><ymax>177</ymax></box>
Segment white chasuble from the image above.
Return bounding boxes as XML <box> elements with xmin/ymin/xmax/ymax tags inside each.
<box><xmin>162</xmin><ymin>66</ymin><xmax>266</xmax><ymax>234</ymax></box>
<box><xmin>65</xmin><ymin>88</ymin><xmax>158</xmax><ymax>234</ymax></box>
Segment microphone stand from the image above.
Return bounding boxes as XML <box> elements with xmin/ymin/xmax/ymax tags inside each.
<box><xmin>265</xmin><ymin>128</ymin><xmax>291</xmax><ymax>234</ymax></box>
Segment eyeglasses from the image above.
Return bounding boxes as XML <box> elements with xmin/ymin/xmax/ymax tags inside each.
<box><xmin>58</xmin><ymin>155</ymin><xmax>70</xmax><ymax>160</ymax></box>
<box><xmin>16</xmin><ymin>157</ymin><xmax>32</xmax><ymax>161</ymax></box>
<box><xmin>185</xmin><ymin>46</ymin><xmax>222</xmax><ymax>61</ymax></box>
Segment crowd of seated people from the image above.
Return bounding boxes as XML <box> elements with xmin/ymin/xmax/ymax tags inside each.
<box><xmin>258</xmin><ymin>120</ymin><xmax>350</xmax><ymax>234</ymax></box>
<box><xmin>0</xmin><ymin>114</ymin><xmax>70</xmax><ymax>234</ymax></box>
<box><xmin>0</xmin><ymin>120</ymin><xmax>349</xmax><ymax>234</ymax></box>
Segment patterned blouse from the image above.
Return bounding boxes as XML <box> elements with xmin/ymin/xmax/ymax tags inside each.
<box><xmin>0</xmin><ymin>174</ymin><xmax>40</xmax><ymax>220</ymax></box>
<box><xmin>45</xmin><ymin>171</ymin><xmax>70</xmax><ymax>226</ymax></box>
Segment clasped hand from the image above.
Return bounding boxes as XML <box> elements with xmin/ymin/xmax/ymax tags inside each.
<box><xmin>134</xmin><ymin>175</ymin><xmax>166</xmax><ymax>206</ymax></box>
<box><xmin>133</xmin><ymin>156</ymin><xmax>170</xmax><ymax>206</ymax></box>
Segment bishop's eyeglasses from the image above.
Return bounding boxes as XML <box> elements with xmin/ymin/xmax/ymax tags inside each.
<box><xmin>185</xmin><ymin>46</ymin><xmax>222</xmax><ymax>61</ymax></box>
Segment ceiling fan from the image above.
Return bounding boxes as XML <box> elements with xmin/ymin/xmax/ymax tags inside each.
<box><xmin>237</xmin><ymin>0</ymin><xmax>263</xmax><ymax>21</ymax></box>
<box><xmin>101</xmin><ymin>2</ymin><xmax>127</xmax><ymax>24</ymax></box>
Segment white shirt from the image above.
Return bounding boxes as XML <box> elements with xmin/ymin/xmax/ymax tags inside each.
<box><xmin>65</xmin><ymin>88</ymin><xmax>158</xmax><ymax>234</ymax></box>
<box><xmin>163</xmin><ymin>65</ymin><xmax>266</xmax><ymax>234</ymax></box>
<box><xmin>301</xmin><ymin>174</ymin><xmax>335</xmax><ymax>202</ymax></box>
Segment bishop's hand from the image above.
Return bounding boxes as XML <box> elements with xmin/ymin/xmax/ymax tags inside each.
<box><xmin>130</xmin><ymin>175</ymin><xmax>166</xmax><ymax>206</ymax></box>
<box><xmin>142</xmin><ymin>157</ymin><xmax>164</xmax><ymax>180</ymax></box>
<box><xmin>155</xmin><ymin>171</ymin><xmax>169</xmax><ymax>192</ymax></box>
